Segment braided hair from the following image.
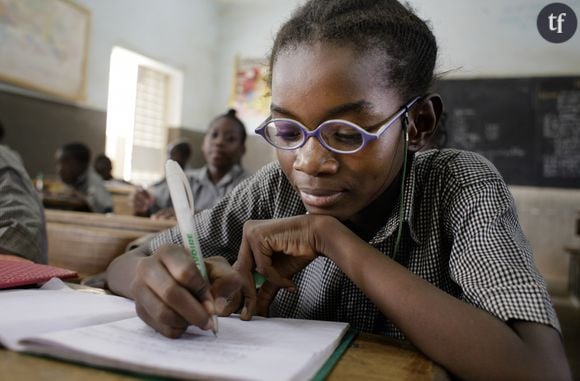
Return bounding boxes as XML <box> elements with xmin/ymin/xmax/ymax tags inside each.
<box><xmin>268</xmin><ymin>0</ymin><xmax>437</xmax><ymax>100</ymax></box>
<box><xmin>211</xmin><ymin>109</ymin><xmax>247</xmax><ymax>144</ymax></box>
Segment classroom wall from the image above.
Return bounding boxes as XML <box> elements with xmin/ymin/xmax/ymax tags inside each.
<box><xmin>213</xmin><ymin>0</ymin><xmax>296</xmax><ymax>172</ymax></box>
<box><xmin>0</xmin><ymin>0</ymin><xmax>223</xmax><ymax>177</ymax></box>
<box><xmin>0</xmin><ymin>90</ymin><xmax>106</xmax><ymax>179</ymax></box>
<box><xmin>0</xmin><ymin>0</ymin><xmax>222</xmax><ymax>131</ymax></box>
<box><xmin>73</xmin><ymin>0</ymin><xmax>220</xmax><ymax>130</ymax></box>
<box><xmin>213</xmin><ymin>0</ymin><xmax>297</xmax><ymax>120</ymax></box>
<box><xmin>213</xmin><ymin>0</ymin><xmax>580</xmax><ymax>291</ymax></box>
<box><xmin>214</xmin><ymin>0</ymin><xmax>580</xmax><ymax>107</ymax></box>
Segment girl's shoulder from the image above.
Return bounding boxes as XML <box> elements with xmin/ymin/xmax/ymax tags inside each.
<box><xmin>414</xmin><ymin>148</ymin><xmax>505</xmax><ymax>189</ymax></box>
<box><xmin>242</xmin><ymin>161</ymin><xmax>292</xmax><ymax>191</ymax></box>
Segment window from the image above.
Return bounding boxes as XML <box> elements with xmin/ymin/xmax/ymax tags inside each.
<box><xmin>105</xmin><ymin>47</ymin><xmax>183</xmax><ymax>185</ymax></box>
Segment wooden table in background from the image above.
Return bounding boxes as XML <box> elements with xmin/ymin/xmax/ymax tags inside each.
<box><xmin>0</xmin><ymin>333</ymin><xmax>449</xmax><ymax>381</ymax></box>
<box><xmin>41</xmin><ymin>194</ymin><xmax>90</xmax><ymax>212</ymax></box>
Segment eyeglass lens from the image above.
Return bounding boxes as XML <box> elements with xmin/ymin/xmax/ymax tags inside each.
<box><xmin>263</xmin><ymin>120</ymin><xmax>364</xmax><ymax>151</ymax></box>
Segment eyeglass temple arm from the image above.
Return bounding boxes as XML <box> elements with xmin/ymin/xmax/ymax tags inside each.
<box><xmin>375</xmin><ymin>96</ymin><xmax>422</xmax><ymax>136</ymax></box>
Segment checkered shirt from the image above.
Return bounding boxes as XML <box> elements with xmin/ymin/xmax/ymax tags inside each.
<box><xmin>151</xmin><ymin>149</ymin><xmax>560</xmax><ymax>339</ymax></box>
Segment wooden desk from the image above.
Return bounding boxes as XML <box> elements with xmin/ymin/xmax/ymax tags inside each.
<box><xmin>45</xmin><ymin>210</ymin><xmax>174</xmax><ymax>233</ymax></box>
<box><xmin>0</xmin><ymin>334</ymin><xmax>448</xmax><ymax>381</ymax></box>
<box><xmin>328</xmin><ymin>334</ymin><xmax>449</xmax><ymax>381</ymax></box>
<box><xmin>45</xmin><ymin>211</ymin><xmax>175</xmax><ymax>277</ymax></box>
<box><xmin>41</xmin><ymin>194</ymin><xmax>90</xmax><ymax>212</ymax></box>
<box><xmin>105</xmin><ymin>183</ymin><xmax>136</xmax><ymax>216</ymax></box>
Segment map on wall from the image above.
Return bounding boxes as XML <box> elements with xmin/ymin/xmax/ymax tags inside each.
<box><xmin>0</xmin><ymin>0</ymin><xmax>90</xmax><ymax>101</ymax></box>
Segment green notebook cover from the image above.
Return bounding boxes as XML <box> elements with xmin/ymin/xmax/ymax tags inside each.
<box><xmin>311</xmin><ymin>327</ymin><xmax>359</xmax><ymax>381</ymax></box>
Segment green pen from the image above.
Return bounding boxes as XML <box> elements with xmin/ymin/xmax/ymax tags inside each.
<box><xmin>166</xmin><ymin>160</ymin><xmax>218</xmax><ymax>336</ymax></box>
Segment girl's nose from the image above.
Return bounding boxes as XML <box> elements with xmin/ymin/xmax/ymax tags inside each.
<box><xmin>293</xmin><ymin>137</ymin><xmax>338</xmax><ymax>176</ymax></box>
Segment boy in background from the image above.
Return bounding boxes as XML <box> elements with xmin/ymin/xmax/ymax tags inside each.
<box><xmin>55</xmin><ymin>142</ymin><xmax>113</xmax><ymax>213</ymax></box>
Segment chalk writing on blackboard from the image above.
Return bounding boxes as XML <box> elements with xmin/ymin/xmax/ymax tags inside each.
<box><xmin>438</xmin><ymin>77</ymin><xmax>580</xmax><ymax>188</ymax></box>
<box><xmin>541</xmin><ymin>89</ymin><xmax>580</xmax><ymax>179</ymax></box>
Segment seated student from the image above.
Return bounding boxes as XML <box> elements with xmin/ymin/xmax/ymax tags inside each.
<box><xmin>107</xmin><ymin>1</ymin><xmax>571</xmax><ymax>379</ymax></box>
<box><xmin>93</xmin><ymin>154</ymin><xmax>132</xmax><ymax>186</ymax></box>
<box><xmin>55</xmin><ymin>142</ymin><xmax>113</xmax><ymax>213</ymax></box>
<box><xmin>130</xmin><ymin>140</ymin><xmax>192</xmax><ymax>218</ymax></box>
<box><xmin>0</xmin><ymin>144</ymin><xmax>47</xmax><ymax>263</ymax></box>
<box><xmin>131</xmin><ymin>110</ymin><xmax>250</xmax><ymax>218</ymax></box>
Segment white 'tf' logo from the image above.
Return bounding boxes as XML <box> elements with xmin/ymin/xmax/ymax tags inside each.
<box><xmin>548</xmin><ymin>12</ymin><xmax>567</xmax><ymax>33</ymax></box>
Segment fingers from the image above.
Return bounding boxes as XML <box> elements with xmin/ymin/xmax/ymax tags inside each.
<box><xmin>241</xmin><ymin>222</ymin><xmax>293</xmax><ymax>289</ymax></box>
<box><xmin>247</xmin><ymin>235</ymin><xmax>296</xmax><ymax>290</ymax></box>
<box><xmin>159</xmin><ymin>247</ymin><xmax>215</xmax><ymax>318</ymax></box>
<box><xmin>204</xmin><ymin>256</ymin><xmax>243</xmax><ymax>316</ymax></box>
<box><xmin>134</xmin><ymin>285</ymin><xmax>189</xmax><ymax>338</ymax></box>
<box><xmin>256</xmin><ymin>280</ymin><xmax>280</xmax><ymax>317</ymax></box>
<box><xmin>233</xmin><ymin>238</ymin><xmax>257</xmax><ymax>320</ymax></box>
<box><xmin>132</xmin><ymin>246</ymin><xmax>214</xmax><ymax>337</ymax></box>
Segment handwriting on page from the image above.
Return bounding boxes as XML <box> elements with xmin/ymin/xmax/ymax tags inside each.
<box><xmin>25</xmin><ymin>316</ymin><xmax>346</xmax><ymax>380</ymax></box>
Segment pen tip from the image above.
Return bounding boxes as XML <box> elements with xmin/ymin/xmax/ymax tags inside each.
<box><xmin>212</xmin><ymin>315</ymin><xmax>219</xmax><ymax>337</ymax></box>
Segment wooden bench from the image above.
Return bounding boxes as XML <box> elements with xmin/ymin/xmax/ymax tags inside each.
<box><xmin>46</xmin><ymin>210</ymin><xmax>174</xmax><ymax>277</ymax></box>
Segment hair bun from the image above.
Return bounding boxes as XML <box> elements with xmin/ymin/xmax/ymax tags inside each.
<box><xmin>227</xmin><ymin>108</ymin><xmax>237</xmax><ymax>117</ymax></box>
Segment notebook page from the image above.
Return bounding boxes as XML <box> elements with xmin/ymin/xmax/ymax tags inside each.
<box><xmin>23</xmin><ymin>316</ymin><xmax>349</xmax><ymax>381</ymax></box>
<box><xmin>0</xmin><ymin>288</ymin><xmax>135</xmax><ymax>351</ymax></box>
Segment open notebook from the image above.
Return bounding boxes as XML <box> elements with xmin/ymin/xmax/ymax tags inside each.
<box><xmin>0</xmin><ymin>282</ymin><xmax>350</xmax><ymax>381</ymax></box>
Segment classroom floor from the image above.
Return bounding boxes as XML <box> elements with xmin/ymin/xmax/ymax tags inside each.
<box><xmin>553</xmin><ymin>295</ymin><xmax>580</xmax><ymax>380</ymax></box>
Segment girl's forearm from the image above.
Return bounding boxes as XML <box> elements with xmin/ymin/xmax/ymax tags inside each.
<box><xmin>322</xmin><ymin>221</ymin><xmax>569</xmax><ymax>380</ymax></box>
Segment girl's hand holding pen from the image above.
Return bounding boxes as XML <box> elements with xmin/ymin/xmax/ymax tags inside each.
<box><xmin>131</xmin><ymin>245</ymin><xmax>243</xmax><ymax>338</ymax></box>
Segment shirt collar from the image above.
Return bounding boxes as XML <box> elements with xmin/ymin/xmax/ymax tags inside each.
<box><xmin>369</xmin><ymin>153</ymin><xmax>421</xmax><ymax>246</ymax></box>
<box><xmin>73</xmin><ymin>168</ymin><xmax>90</xmax><ymax>190</ymax></box>
<box><xmin>200</xmin><ymin>164</ymin><xmax>243</xmax><ymax>188</ymax></box>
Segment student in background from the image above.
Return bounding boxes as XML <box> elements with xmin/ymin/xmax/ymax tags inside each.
<box><xmin>55</xmin><ymin>142</ymin><xmax>113</xmax><ymax>213</ymax></box>
<box><xmin>0</xmin><ymin>144</ymin><xmax>47</xmax><ymax>263</ymax></box>
<box><xmin>131</xmin><ymin>110</ymin><xmax>250</xmax><ymax>218</ymax></box>
<box><xmin>130</xmin><ymin>140</ymin><xmax>193</xmax><ymax>218</ymax></box>
<box><xmin>167</xmin><ymin>139</ymin><xmax>193</xmax><ymax>171</ymax></box>
<box><xmin>107</xmin><ymin>1</ymin><xmax>570</xmax><ymax>379</ymax></box>
<box><xmin>94</xmin><ymin>154</ymin><xmax>132</xmax><ymax>186</ymax></box>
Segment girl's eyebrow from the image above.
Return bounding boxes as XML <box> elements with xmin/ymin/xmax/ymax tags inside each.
<box><xmin>271</xmin><ymin>100</ymin><xmax>374</xmax><ymax>120</ymax></box>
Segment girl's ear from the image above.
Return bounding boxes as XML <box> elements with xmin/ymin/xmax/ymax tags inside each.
<box><xmin>406</xmin><ymin>94</ymin><xmax>443</xmax><ymax>152</ymax></box>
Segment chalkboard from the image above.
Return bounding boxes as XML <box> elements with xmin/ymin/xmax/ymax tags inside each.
<box><xmin>436</xmin><ymin>77</ymin><xmax>580</xmax><ymax>188</ymax></box>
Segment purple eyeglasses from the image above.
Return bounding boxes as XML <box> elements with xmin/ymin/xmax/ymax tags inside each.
<box><xmin>255</xmin><ymin>96</ymin><xmax>421</xmax><ymax>154</ymax></box>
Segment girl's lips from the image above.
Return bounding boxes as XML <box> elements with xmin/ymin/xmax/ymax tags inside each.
<box><xmin>299</xmin><ymin>190</ymin><xmax>345</xmax><ymax>208</ymax></box>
